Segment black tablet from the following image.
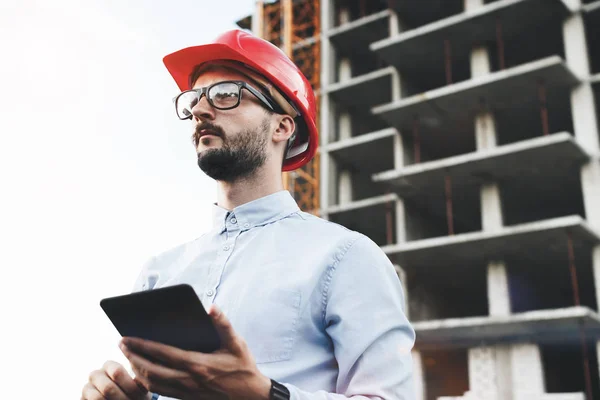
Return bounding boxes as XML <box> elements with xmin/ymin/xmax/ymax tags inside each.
<box><xmin>100</xmin><ymin>284</ymin><xmax>221</xmax><ymax>353</ymax></box>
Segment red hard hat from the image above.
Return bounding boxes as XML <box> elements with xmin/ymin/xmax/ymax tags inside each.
<box><xmin>163</xmin><ymin>29</ymin><xmax>318</xmax><ymax>172</ymax></box>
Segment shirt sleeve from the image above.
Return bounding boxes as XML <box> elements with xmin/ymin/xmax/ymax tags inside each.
<box><xmin>285</xmin><ymin>234</ymin><xmax>416</xmax><ymax>400</ymax></box>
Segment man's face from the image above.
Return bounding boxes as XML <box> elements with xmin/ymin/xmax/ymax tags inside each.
<box><xmin>190</xmin><ymin>67</ymin><xmax>273</xmax><ymax>182</ymax></box>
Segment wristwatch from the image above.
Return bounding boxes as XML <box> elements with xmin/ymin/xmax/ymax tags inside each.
<box><xmin>270</xmin><ymin>379</ymin><xmax>290</xmax><ymax>400</ymax></box>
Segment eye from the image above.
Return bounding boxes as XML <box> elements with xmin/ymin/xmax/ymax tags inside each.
<box><xmin>209</xmin><ymin>82</ymin><xmax>240</xmax><ymax>108</ymax></box>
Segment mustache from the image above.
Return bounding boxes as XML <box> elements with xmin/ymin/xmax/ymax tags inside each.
<box><xmin>192</xmin><ymin>122</ymin><xmax>226</xmax><ymax>146</ymax></box>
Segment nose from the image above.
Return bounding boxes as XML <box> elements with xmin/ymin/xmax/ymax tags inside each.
<box><xmin>191</xmin><ymin>93</ymin><xmax>216</xmax><ymax>122</ymax></box>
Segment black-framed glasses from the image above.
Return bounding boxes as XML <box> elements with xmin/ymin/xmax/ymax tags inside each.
<box><xmin>173</xmin><ymin>80</ymin><xmax>284</xmax><ymax>120</ymax></box>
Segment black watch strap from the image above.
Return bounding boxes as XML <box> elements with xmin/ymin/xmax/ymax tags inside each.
<box><xmin>270</xmin><ymin>379</ymin><xmax>290</xmax><ymax>400</ymax></box>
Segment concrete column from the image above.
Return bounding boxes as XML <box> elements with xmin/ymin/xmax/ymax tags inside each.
<box><xmin>391</xmin><ymin>68</ymin><xmax>402</xmax><ymax>103</ymax></box>
<box><xmin>393</xmin><ymin>127</ymin><xmax>408</xmax><ymax>242</ymax></box>
<box><xmin>336</xmin><ymin>81</ymin><xmax>351</xmax><ymax>205</ymax></box>
<box><xmin>388</xmin><ymin>7</ymin><xmax>407</xmax><ymax>110</ymax></box>
<box><xmin>412</xmin><ymin>350</ymin><xmax>427</xmax><ymax>400</ymax></box>
<box><xmin>389</xmin><ymin>9</ymin><xmax>402</xmax><ymax>36</ymax></box>
<box><xmin>337</xmin><ymin>58</ymin><xmax>352</xmax><ymax>141</ymax></box>
<box><xmin>510</xmin><ymin>344</ymin><xmax>545</xmax><ymax>400</ymax></box>
<box><xmin>338</xmin><ymin>170</ymin><xmax>353</xmax><ymax>204</ymax></box>
<box><xmin>562</xmin><ymin>13</ymin><xmax>600</xmax><ymax>224</ymax></box>
<box><xmin>463</xmin><ymin>345</ymin><xmax>513</xmax><ymax>400</ymax></box>
<box><xmin>319</xmin><ymin>0</ymin><xmax>335</xmax><ymax>216</ymax></box>
<box><xmin>475</xmin><ymin>110</ymin><xmax>497</xmax><ymax>150</ymax></box>
<box><xmin>564</xmin><ymin>14</ymin><xmax>599</xmax><ymax>151</ymax></box>
<box><xmin>322</xmin><ymin>0</ymin><xmax>335</xmax><ymax>32</ymax></box>
<box><xmin>597</xmin><ymin>340</ymin><xmax>600</xmax><ymax>382</ymax></box>
<box><xmin>394</xmin><ymin>264</ymin><xmax>409</xmax><ymax>313</ymax></box>
<box><xmin>395</xmin><ymin>198</ymin><xmax>407</xmax><ymax>244</ymax></box>
<box><xmin>339</xmin><ymin>7</ymin><xmax>350</xmax><ymax>25</ymax></box>
<box><xmin>464</xmin><ymin>1</ymin><xmax>514</xmax><ymax>398</ymax></box>
<box><xmin>582</xmin><ymin>160</ymin><xmax>600</xmax><ymax>230</ymax></box>
<box><xmin>563</xmin><ymin>10</ymin><xmax>591</xmax><ymax>82</ymax></box>
<box><xmin>464</xmin><ymin>0</ymin><xmax>485</xmax><ymax>12</ymax></box>
<box><xmin>595</xmin><ymin>244</ymin><xmax>600</xmax><ymax>311</ymax></box>
<box><xmin>467</xmin><ymin>346</ymin><xmax>500</xmax><ymax>400</ymax></box>
<box><xmin>488</xmin><ymin>261</ymin><xmax>511</xmax><ymax>316</ymax></box>
<box><xmin>481</xmin><ymin>184</ymin><xmax>503</xmax><ymax>232</ymax></box>
<box><xmin>338</xmin><ymin>57</ymin><xmax>352</xmax><ymax>82</ymax></box>
<box><xmin>326</xmin><ymin>156</ymin><xmax>338</xmax><ymax>217</ymax></box>
<box><xmin>563</xmin><ymin>11</ymin><xmax>600</xmax><ymax>383</ymax></box>
<box><xmin>338</xmin><ymin>113</ymin><xmax>352</xmax><ymax>141</ymax></box>
<box><xmin>389</xmin><ymin>9</ymin><xmax>407</xmax><ymax>251</ymax></box>
<box><xmin>393</xmin><ymin>130</ymin><xmax>408</xmax><ymax>244</ymax></box>
<box><xmin>393</xmin><ymin>130</ymin><xmax>405</xmax><ymax>169</ymax></box>
<box><xmin>471</xmin><ymin>45</ymin><xmax>510</xmax><ymax>318</ymax></box>
<box><xmin>471</xmin><ymin>47</ymin><xmax>492</xmax><ymax>79</ymax></box>
<box><xmin>336</xmin><ymin>55</ymin><xmax>353</xmax><ymax>205</ymax></box>
<box><xmin>495</xmin><ymin>345</ymin><xmax>513</xmax><ymax>400</ymax></box>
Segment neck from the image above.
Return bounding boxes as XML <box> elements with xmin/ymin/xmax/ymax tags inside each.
<box><xmin>216</xmin><ymin>164</ymin><xmax>284</xmax><ymax>210</ymax></box>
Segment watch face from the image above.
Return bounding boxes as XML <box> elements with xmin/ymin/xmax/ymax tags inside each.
<box><xmin>270</xmin><ymin>380</ymin><xmax>290</xmax><ymax>400</ymax></box>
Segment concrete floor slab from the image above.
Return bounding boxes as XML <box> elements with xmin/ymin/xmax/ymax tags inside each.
<box><xmin>372</xmin><ymin>56</ymin><xmax>580</xmax><ymax>132</ymax></box>
<box><xmin>326</xmin><ymin>193</ymin><xmax>398</xmax><ymax>246</ymax></box>
<box><xmin>387</xmin><ymin>0</ymin><xmax>463</xmax><ymax>28</ymax></box>
<box><xmin>371</xmin><ymin>0</ymin><xmax>569</xmax><ymax>84</ymax></box>
<box><xmin>325</xmin><ymin>128</ymin><xmax>396</xmax><ymax>173</ymax></box>
<box><xmin>326</xmin><ymin>192</ymin><xmax>398</xmax><ymax>214</ymax></box>
<box><xmin>324</xmin><ymin>67</ymin><xmax>395</xmax><ymax>109</ymax></box>
<box><xmin>372</xmin><ymin>133</ymin><xmax>590</xmax><ymax>197</ymax></box>
<box><xmin>413</xmin><ymin>306</ymin><xmax>600</xmax><ymax>350</ymax></box>
<box><xmin>584</xmin><ymin>0</ymin><xmax>600</xmax><ymax>12</ymax></box>
<box><xmin>327</xmin><ymin>9</ymin><xmax>390</xmax><ymax>59</ymax></box>
<box><xmin>382</xmin><ymin>215</ymin><xmax>600</xmax><ymax>268</ymax></box>
<box><xmin>585</xmin><ymin>5</ymin><xmax>600</xmax><ymax>76</ymax></box>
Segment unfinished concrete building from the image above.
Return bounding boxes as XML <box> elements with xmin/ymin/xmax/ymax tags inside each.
<box><xmin>242</xmin><ymin>0</ymin><xmax>600</xmax><ymax>398</ymax></box>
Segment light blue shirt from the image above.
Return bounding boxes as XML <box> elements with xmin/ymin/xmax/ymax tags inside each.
<box><xmin>133</xmin><ymin>190</ymin><xmax>415</xmax><ymax>399</ymax></box>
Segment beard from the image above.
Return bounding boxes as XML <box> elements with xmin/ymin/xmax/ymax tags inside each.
<box><xmin>194</xmin><ymin>117</ymin><xmax>270</xmax><ymax>182</ymax></box>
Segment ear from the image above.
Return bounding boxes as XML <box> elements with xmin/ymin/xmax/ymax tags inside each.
<box><xmin>272</xmin><ymin>114</ymin><xmax>296</xmax><ymax>144</ymax></box>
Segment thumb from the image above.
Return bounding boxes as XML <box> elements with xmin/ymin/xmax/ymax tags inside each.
<box><xmin>208</xmin><ymin>304</ymin><xmax>238</xmax><ymax>350</ymax></box>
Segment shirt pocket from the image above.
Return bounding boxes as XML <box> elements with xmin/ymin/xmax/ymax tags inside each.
<box><xmin>241</xmin><ymin>288</ymin><xmax>302</xmax><ymax>364</ymax></box>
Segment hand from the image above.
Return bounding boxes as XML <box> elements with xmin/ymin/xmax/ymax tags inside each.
<box><xmin>119</xmin><ymin>304</ymin><xmax>271</xmax><ymax>400</ymax></box>
<box><xmin>81</xmin><ymin>360</ymin><xmax>152</xmax><ymax>400</ymax></box>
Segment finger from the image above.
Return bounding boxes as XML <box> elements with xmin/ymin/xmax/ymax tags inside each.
<box><xmin>120</xmin><ymin>338</ymin><xmax>199</xmax><ymax>369</ymax></box>
<box><xmin>122</xmin><ymin>344</ymin><xmax>189</xmax><ymax>385</ymax></box>
<box><xmin>133</xmin><ymin>376</ymin><xmax>189</xmax><ymax>400</ymax></box>
<box><xmin>207</xmin><ymin>304</ymin><xmax>239</xmax><ymax>351</ymax></box>
<box><xmin>134</xmin><ymin>375</ymin><xmax>227</xmax><ymax>400</ymax></box>
<box><xmin>89</xmin><ymin>369</ymin><xmax>128</xmax><ymax>400</ymax></box>
<box><xmin>82</xmin><ymin>382</ymin><xmax>106</xmax><ymax>400</ymax></box>
<box><xmin>103</xmin><ymin>360</ymin><xmax>149</xmax><ymax>400</ymax></box>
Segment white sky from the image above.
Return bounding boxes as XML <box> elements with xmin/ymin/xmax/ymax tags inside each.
<box><xmin>0</xmin><ymin>0</ymin><xmax>254</xmax><ymax>396</ymax></box>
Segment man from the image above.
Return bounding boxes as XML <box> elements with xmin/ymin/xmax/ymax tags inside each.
<box><xmin>82</xmin><ymin>29</ymin><xmax>415</xmax><ymax>400</ymax></box>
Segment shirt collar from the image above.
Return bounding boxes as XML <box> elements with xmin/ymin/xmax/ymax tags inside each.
<box><xmin>211</xmin><ymin>190</ymin><xmax>300</xmax><ymax>232</ymax></box>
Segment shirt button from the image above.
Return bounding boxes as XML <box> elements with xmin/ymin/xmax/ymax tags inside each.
<box><xmin>244</xmin><ymin>223</ymin><xmax>250</xmax><ymax>228</ymax></box>
<box><xmin>223</xmin><ymin>245</ymin><xmax>230</xmax><ymax>251</ymax></box>
<box><xmin>207</xmin><ymin>289</ymin><xmax>214</xmax><ymax>297</ymax></box>
<box><xmin>231</xmin><ymin>218</ymin><xmax>237</xmax><ymax>224</ymax></box>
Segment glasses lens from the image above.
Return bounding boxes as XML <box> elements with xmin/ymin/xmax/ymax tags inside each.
<box><xmin>176</xmin><ymin>91</ymin><xmax>199</xmax><ymax>119</ymax></box>
<box><xmin>208</xmin><ymin>82</ymin><xmax>240</xmax><ymax>109</ymax></box>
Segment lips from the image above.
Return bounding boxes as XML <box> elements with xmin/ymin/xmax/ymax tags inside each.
<box><xmin>194</xmin><ymin>124</ymin><xmax>224</xmax><ymax>146</ymax></box>
<box><xmin>198</xmin><ymin>129</ymin><xmax>214</xmax><ymax>136</ymax></box>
